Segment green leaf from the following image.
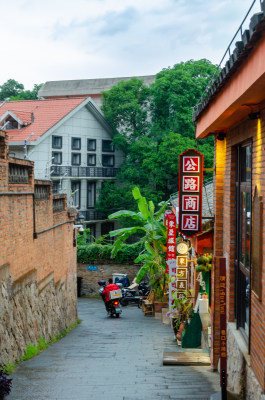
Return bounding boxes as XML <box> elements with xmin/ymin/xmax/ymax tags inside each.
<box><xmin>137</xmin><ymin>196</ymin><xmax>149</xmax><ymax>219</ymax></box>
<box><xmin>109</xmin><ymin>226</ymin><xmax>145</xmax><ymax>237</ymax></box>
<box><xmin>132</xmin><ymin>186</ymin><xmax>142</xmax><ymax>200</ymax></box>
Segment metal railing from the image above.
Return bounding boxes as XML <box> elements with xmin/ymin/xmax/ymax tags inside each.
<box><xmin>82</xmin><ymin>209</ymin><xmax>107</xmax><ymax>221</ymax></box>
<box><xmin>35</xmin><ymin>185</ymin><xmax>50</xmax><ymax>201</ymax></box>
<box><xmin>193</xmin><ymin>0</ymin><xmax>263</xmax><ymax>118</ymax></box>
<box><xmin>51</xmin><ymin>165</ymin><xmax>120</xmax><ymax>178</ymax></box>
<box><xmin>53</xmin><ymin>197</ymin><xmax>65</xmax><ymax>213</ymax></box>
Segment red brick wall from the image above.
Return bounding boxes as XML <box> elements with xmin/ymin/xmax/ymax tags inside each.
<box><xmin>0</xmin><ymin>131</ymin><xmax>76</xmax><ymax>288</ymax></box>
<box><xmin>213</xmin><ymin>111</ymin><xmax>265</xmax><ymax>390</ymax></box>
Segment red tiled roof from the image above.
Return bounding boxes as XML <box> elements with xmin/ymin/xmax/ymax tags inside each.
<box><xmin>0</xmin><ymin>98</ymin><xmax>87</xmax><ymax>142</ymax></box>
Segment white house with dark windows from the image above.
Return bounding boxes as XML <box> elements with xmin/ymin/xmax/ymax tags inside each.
<box><xmin>0</xmin><ymin>97</ymin><xmax>123</xmax><ymax>238</ymax></box>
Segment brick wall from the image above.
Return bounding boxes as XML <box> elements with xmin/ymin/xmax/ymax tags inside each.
<box><xmin>0</xmin><ymin>132</ymin><xmax>78</xmax><ymax>364</ymax></box>
<box><xmin>77</xmin><ymin>262</ymin><xmax>140</xmax><ymax>295</ymax></box>
<box><xmin>213</xmin><ymin>110</ymin><xmax>265</xmax><ymax>395</ymax></box>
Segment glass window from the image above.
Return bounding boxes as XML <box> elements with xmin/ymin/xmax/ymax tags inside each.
<box><xmin>87</xmin><ymin>139</ymin><xmax>96</xmax><ymax>151</ymax></box>
<box><xmin>102</xmin><ymin>155</ymin><xmax>114</xmax><ymax>167</ymax></box>
<box><xmin>72</xmin><ymin>153</ymin><xmax>81</xmax><ymax>166</ymax></box>
<box><xmin>72</xmin><ymin>137</ymin><xmax>81</xmax><ymax>150</ymax></box>
<box><xmin>102</xmin><ymin>140</ymin><xmax>114</xmax><ymax>152</ymax></box>
<box><xmin>52</xmin><ymin>136</ymin><xmax>62</xmax><ymax>149</ymax></box>
<box><xmin>87</xmin><ymin>182</ymin><xmax>96</xmax><ymax>208</ymax></box>
<box><xmin>71</xmin><ymin>181</ymin><xmax>81</xmax><ymax>208</ymax></box>
<box><xmin>52</xmin><ymin>152</ymin><xmax>62</xmax><ymax>165</ymax></box>
<box><xmin>52</xmin><ymin>181</ymin><xmax>60</xmax><ymax>194</ymax></box>
<box><xmin>88</xmin><ymin>224</ymin><xmax>96</xmax><ymax>242</ymax></box>
<box><xmin>235</xmin><ymin>142</ymin><xmax>252</xmax><ymax>341</ymax></box>
<box><xmin>87</xmin><ymin>154</ymin><xmax>96</xmax><ymax>166</ymax></box>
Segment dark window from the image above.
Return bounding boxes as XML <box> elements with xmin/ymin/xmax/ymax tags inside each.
<box><xmin>71</xmin><ymin>181</ymin><xmax>81</xmax><ymax>208</ymax></box>
<box><xmin>235</xmin><ymin>142</ymin><xmax>252</xmax><ymax>342</ymax></box>
<box><xmin>52</xmin><ymin>181</ymin><xmax>60</xmax><ymax>194</ymax></box>
<box><xmin>87</xmin><ymin>139</ymin><xmax>96</xmax><ymax>151</ymax></box>
<box><xmin>52</xmin><ymin>136</ymin><xmax>62</xmax><ymax>149</ymax></box>
<box><xmin>72</xmin><ymin>137</ymin><xmax>81</xmax><ymax>150</ymax></box>
<box><xmin>52</xmin><ymin>152</ymin><xmax>62</xmax><ymax>165</ymax></box>
<box><xmin>102</xmin><ymin>140</ymin><xmax>114</xmax><ymax>152</ymax></box>
<box><xmin>87</xmin><ymin>182</ymin><xmax>96</xmax><ymax>208</ymax></box>
<box><xmin>72</xmin><ymin>153</ymin><xmax>81</xmax><ymax>166</ymax></box>
<box><xmin>102</xmin><ymin>154</ymin><xmax>114</xmax><ymax>167</ymax></box>
<box><xmin>87</xmin><ymin>154</ymin><xmax>96</xmax><ymax>166</ymax></box>
<box><xmin>101</xmin><ymin>222</ymin><xmax>115</xmax><ymax>243</ymax></box>
<box><xmin>88</xmin><ymin>224</ymin><xmax>96</xmax><ymax>242</ymax></box>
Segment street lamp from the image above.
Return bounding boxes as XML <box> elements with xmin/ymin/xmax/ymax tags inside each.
<box><xmin>73</xmin><ymin>212</ymin><xmax>86</xmax><ymax>247</ymax></box>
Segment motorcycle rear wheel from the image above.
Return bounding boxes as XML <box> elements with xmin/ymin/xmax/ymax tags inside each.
<box><xmin>120</xmin><ymin>298</ymin><xmax>128</xmax><ymax>306</ymax></box>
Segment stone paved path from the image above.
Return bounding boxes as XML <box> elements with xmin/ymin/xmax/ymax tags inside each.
<box><xmin>8</xmin><ymin>298</ymin><xmax>219</xmax><ymax>400</ymax></box>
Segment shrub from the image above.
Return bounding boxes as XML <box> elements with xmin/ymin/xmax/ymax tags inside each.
<box><xmin>77</xmin><ymin>241</ymin><xmax>144</xmax><ymax>264</ymax></box>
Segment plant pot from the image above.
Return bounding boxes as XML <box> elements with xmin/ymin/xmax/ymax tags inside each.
<box><xmin>176</xmin><ymin>322</ymin><xmax>185</xmax><ymax>341</ymax></box>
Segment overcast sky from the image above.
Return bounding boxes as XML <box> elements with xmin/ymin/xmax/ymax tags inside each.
<box><xmin>1</xmin><ymin>0</ymin><xmax>259</xmax><ymax>89</ymax></box>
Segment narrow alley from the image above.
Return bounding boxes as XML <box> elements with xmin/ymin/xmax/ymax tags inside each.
<box><xmin>8</xmin><ymin>299</ymin><xmax>219</xmax><ymax>400</ymax></box>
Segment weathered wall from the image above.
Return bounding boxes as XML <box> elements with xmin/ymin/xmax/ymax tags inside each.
<box><xmin>0</xmin><ymin>266</ymin><xmax>77</xmax><ymax>364</ymax></box>
<box><xmin>77</xmin><ymin>262</ymin><xmax>140</xmax><ymax>295</ymax></box>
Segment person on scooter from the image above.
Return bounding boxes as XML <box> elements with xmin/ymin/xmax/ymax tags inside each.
<box><xmin>102</xmin><ymin>278</ymin><xmax>120</xmax><ymax>309</ymax></box>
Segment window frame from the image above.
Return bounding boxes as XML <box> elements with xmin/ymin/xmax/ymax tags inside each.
<box><xmin>102</xmin><ymin>154</ymin><xmax>115</xmax><ymax>167</ymax></box>
<box><xmin>71</xmin><ymin>181</ymin><xmax>81</xmax><ymax>209</ymax></box>
<box><xmin>71</xmin><ymin>153</ymin><xmax>81</xmax><ymax>166</ymax></box>
<box><xmin>87</xmin><ymin>181</ymin><xmax>96</xmax><ymax>208</ymax></box>
<box><xmin>52</xmin><ymin>135</ymin><xmax>62</xmax><ymax>149</ymax></box>
<box><xmin>235</xmin><ymin>141</ymin><xmax>252</xmax><ymax>345</ymax></box>
<box><xmin>87</xmin><ymin>153</ymin><xmax>96</xmax><ymax>166</ymax></box>
<box><xmin>87</xmin><ymin>139</ymin><xmax>96</xmax><ymax>151</ymax></box>
<box><xmin>71</xmin><ymin>137</ymin><xmax>81</xmax><ymax>151</ymax></box>
<box><xmin>52</xmin><ymin>151</ymin><xmax>62</xmax><ymax>165</ymax></box>
<box><xmin>102</xmin><ymin>140</ymin><xmax>114</xmax><ymax>152</ymax></box>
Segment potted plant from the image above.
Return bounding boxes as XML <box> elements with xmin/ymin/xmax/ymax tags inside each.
<box><xmin>170</xmin><ymin>288</ymin><xmax>194</xmax><ymax>341</ymax></box>
<box><xmin>0</xmin><ymin>365</ymin><xmax>12</xmax><ymax>400</ymax></box>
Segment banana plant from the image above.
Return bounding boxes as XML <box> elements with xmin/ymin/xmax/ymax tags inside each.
<box><xmin>108</xmin><ymin>187</ymin><xmax>169</xmax><ymax>299</ymax></box>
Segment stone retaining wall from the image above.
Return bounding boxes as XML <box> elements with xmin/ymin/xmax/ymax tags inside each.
<box><xmin>227</xmin><ymin>323</ymin><xmax>265</xmax><ymax>400</ymax></box>
<box><xmin>77</xmin><ymin>262</ymin><xmax>140</xmax><ymax>295</ymax></box>
<box><xmin>0</xmin><ymin>265</ymin><xmax>77</xmax><ymax>364</ymax></box>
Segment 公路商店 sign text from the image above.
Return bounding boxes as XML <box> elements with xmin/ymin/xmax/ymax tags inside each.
<box><xmin>178</xmin><ymin>149</ymin><xmax>203</xmax><ymax>238</ymax></box>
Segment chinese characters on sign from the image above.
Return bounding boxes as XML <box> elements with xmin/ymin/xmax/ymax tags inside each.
<box><xmin>165</xmin><ymin>211</ymin><xmax>177</xmax><ymax>308</ymax></box>
<box><xmin>179</xmin><ymin>149</ymin><xmax>203</xmax><ymax>237</ymax></box>
<box><xmin>219</xmin><ymin>258</ymin><xmax>227</xmax><ymax>392</ymax></box>
<box><xmin>175</xmin><ymin>254</ymin><xmax>188</xmax><ymax>299</ymax></box>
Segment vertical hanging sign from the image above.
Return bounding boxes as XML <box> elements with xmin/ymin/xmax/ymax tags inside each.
<box><xmin>165</xmin><ymin>211</ymin><xmax>177</xmax><ymax>308</ymax></box>
<box><xmin>219</xmin><ymin>258</ymin><xmax>227</xmax><ymax>398</ymax></box>
<box><xmin>178</xmin><ymin>149</ymin><xmax>203</xmax><ymax>238</ymax></box>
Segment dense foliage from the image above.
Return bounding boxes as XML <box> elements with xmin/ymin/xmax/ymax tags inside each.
<box><xmin>0</xmin><ymin>79</ymin><xmax>43</xmax><ymax>101</ymax></box>
<box><xmin>77</xmin><ymin>241</ymin><xmax>144</xmax><ymax>264</ymax></box>
<box><xmin>97</xmin><ymin>59</ymin><xmax>216</xmax><ymax>216</ymax></box>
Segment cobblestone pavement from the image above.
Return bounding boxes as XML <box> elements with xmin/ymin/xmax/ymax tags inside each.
<box><xmin>8</xmin><ymin>298</ymin><xmax>219</xmax><ymax>400</ymax></box>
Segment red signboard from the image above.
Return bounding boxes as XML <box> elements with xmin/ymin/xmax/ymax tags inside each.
<box><xmin>166</xmin><ymin>212</ymin><xmax>176</xmax><ymax>273</ymax></box>
<box><xmin>178</xmin><ymin>149</ymin><xmax>203</xmax><ymax>238</ymax></box>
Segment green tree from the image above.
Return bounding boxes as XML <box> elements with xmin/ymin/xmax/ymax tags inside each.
<box><xmin>0</xmin><ymin>80</ymin><xmax>43</xmax><ymax>101</ymax></box>
<box><xmin>151</xmin><ymin>59</ymin><xmax>216</xmax><ymax>137</ymax></box>
<box><xmin>97</xmin><ymin>59</ymin><xmax>216</xmax><ymax>219</ymax></box>
<box><xmin>10</xmin><ymin>83</ymin><xmax>43</xmax><ymax>100</ymax></box>
<box><xmin>101</xmin><ymin>77</ymin><xmax>151</xmax><ymax>153</ymax></box>
<box><xmin>0</xmin><ymin>79</ymin><xmax>24</xmax><ymax>100</ymax></box>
